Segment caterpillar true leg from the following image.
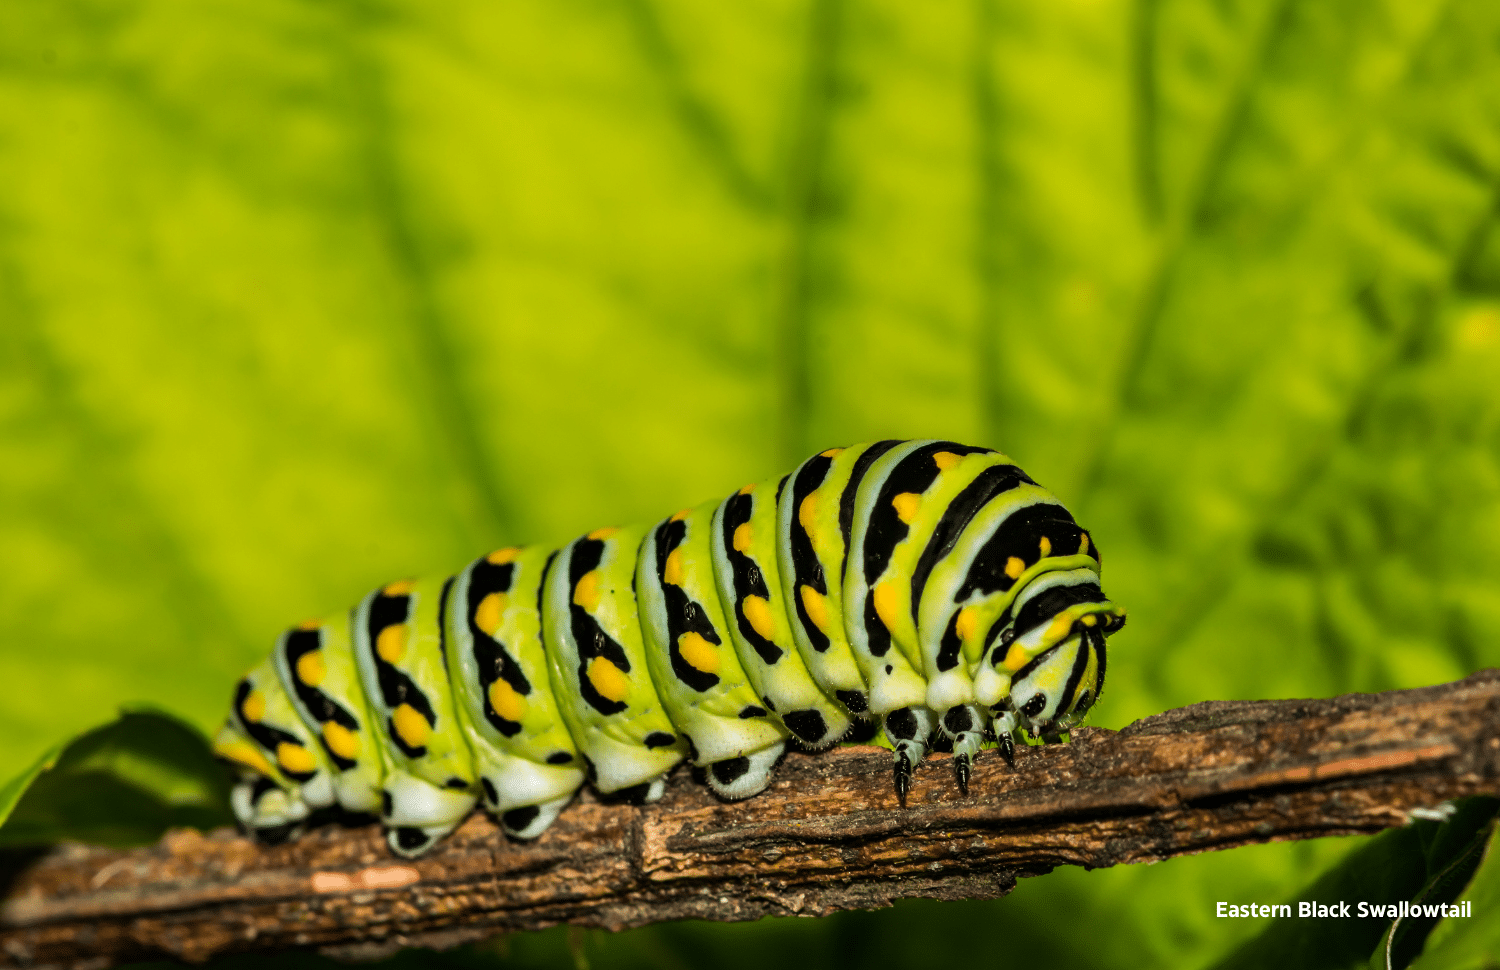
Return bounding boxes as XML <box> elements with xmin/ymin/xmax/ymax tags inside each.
<box><xmin>990</xmin><ymin>702</ymin><xmax>1019</xmax><ymax>766</ymax></box>
<box><xmin>883</xmin><ymin>705</ymin><xmax>937</xmax><ymax>803</ymax></box>
<box><xmin>940</xmin><ymin>703</ymin><xmax>987</xmax><ymax>794</ymax></box>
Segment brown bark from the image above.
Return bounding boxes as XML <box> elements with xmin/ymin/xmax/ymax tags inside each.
<box><xmin>4</xmin><ymin>671</ymin><xmax>1499</xmax><ymax>968</ymax></box>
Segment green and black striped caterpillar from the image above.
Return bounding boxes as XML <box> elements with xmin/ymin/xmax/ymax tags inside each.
<box><xmin>214</xmin><ymin>440</ymin><xmax>1126</xmax><ymax>857</ymax></box>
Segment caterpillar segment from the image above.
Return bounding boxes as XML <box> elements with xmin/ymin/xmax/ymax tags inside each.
<box><xmin>637</xmin><ymin>500</ymin><xmax>790</xmax><ymax>798</ymax></box>
<box><xmin>212</xmin><ymin>439</ymin><xmax>1126</xmax><ymax>856</ymax></box>
<box><xmin>351</xmin><ymin>576</ymin><xmax>480</xmax><ymax>857</ymax></box>
<box><xmin>710</xmin><ymin>477</ymin><xmax>853</xmax><ymax>750</ymax></box>
<box><xmin>543</xmin><ymin>525</ymin><xmax>688</xmax><ymax>803</ymax></box>
<box><xmin>214</xmin><ymin>658</ymin><xmax>335</xmax><ymax>843</ymax></box>
<box><xmin>271</xmin><ymin>612</ymin><xmax>381</xmax><ymax>816</ymax></box>
<box><xmin>774</xmin><ymin>442</ymin><xmax>899</xmax><ymax>722</ymax></box>
<box><xmin>446</xmin><ymin>545</ymin><xmax>585</xmax><ymax>840</ymax></box>
<box><xmin>843</xmin><ymin>441</ymin><xmax>1017</xmax><ymax>795</ymax></box>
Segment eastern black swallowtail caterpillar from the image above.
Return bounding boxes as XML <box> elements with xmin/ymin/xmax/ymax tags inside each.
<box><xmin>214</xmin><ymin>440</ymin><xmax>1125</xmax><ymax>857</ymax></box>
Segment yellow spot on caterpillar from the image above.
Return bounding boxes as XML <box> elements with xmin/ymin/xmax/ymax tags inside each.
<box><xmin>487</xmin><ymin>547</ymin><xmax>520</xmax><ymax>565</ymax></box>
<box><xmin>872</xmin><ymin>580</ymin><xmax>902</xmax><ymax>632</ymax></box>
<box><xmin>739</xmin><ymin>483</ymin><xmax>756</xmax><ymax>495</ymax></box>
<box><xmin>573</xmin><ymin>570</ymin><xmax>603</xmax><ymax>612</ymax></box>
<box><xmin>733</xmin><ymin>522</ymin><xmax>753</xmax><ymax>553</ymax></box>
<box><xmin>1079</xmin><ymin>533</ymin><xmax>1090</xmax><ymax>556</ymax></box>
<box><xmin>892</xmin><ymin>492</ymin><xmax>921</xmax><ymax>524</ymax></box>
<box><xmin>678</xmin><ymin>632</ymin><xmax>720</xmax><ymax>675</ymax></box>
<box><xmin>670</xmin><ymin>508</ymin><xmax>691</xmax><ymax>522</ymax></box>
<box><xmin>298</xmin><ymin>618</ymin><xmax>321</xmax><ymax>631</ymax></box>
<box><xmin>1004</xmin><ymin>556</ymin><xmax>1026</xmax><ymax>580</ymax></box>
<box><xmin>392</xmin><ymin>704</ymin><xmax>430</xmax><ymax>749</ymax></box>
<box><xmin>955</xmin><ymin>606</ymin><xmax>979</xmax><ymax>643</ymax></box>
<box><xmin>820</xmin><ymin>448</ymin><xmax>844</xmax><ymax>458</ymax></box>
<box><xmin>277</xmin><ymin>742</ymin><xmax>317</xmax><ymax>775</ymax></box>
<box><xmin>296</xmin><ymin>650</ymin><xmax>326</xmax><ymax>687</ymax></box>
<box><xmin>933</xmin><ymin>451</ymin><xmax>962</xmax><ymax>471</ymax></box>
<box><xmin>664</xmin><ymin>548</ymin><xmax>685</xmax><ymax>586</ymax></box>
<box><xmin>1039</xmin><ymin>535</ymin><xmax>1052</xmax><ymax>557</ymax></box>
<box><xmin>1047</xmin><ymin>615</ymin><xmax>1072</xmax><ymax>641</ymax></box>
<box><xmin>587</xmin><ymin>657</ymin><xmax>630</xmax><ymax>702</ymax></box>
<box><xmin>587</xmin><ymin>526</ymin><xmax>619</xmax><ymax>541</ymax></box>
<box><xmin>488</xmin><ymin>678</ymin><xmax>528</xmax><ymax>722</ymax></box>
<box><xmin>383</xmin><ymin>579</ymin><xmax>415</xmax><ymax>597</ymax></box>
<box><xmin>1081</xmin><ymin>613</ymin><xmax>1098</xmax><ymax>627</ymax></box>
<box><xmin>1004</xmin><ymin>643</ymin><xmax>1028</xmax><ymax>671</ymax></box>
<box><xmin>475</xmin><ymin>592</ymin><xmax>508</xmax><ymax>637</ymax></box>
<box><xmin>799</xmin><ymin>493</ymin><xmax>819</xmax><ymax>535</ymax></box>
<box><xmin>743</xmin><ymin>595</ymin><xmax>776</xmax><ymax>640</ymax></box>
<box><xmin>376</xmin><ymin>623</ymin><xmax>408</xmax><ymax>664</ymax></box>
<box><xmin>215</xmin><ymin>738</ymin><xmax>276</xmax><ymax>778</ymax></box>
<box><xmin>323</xmin><ymin>721</ymin><xmax>359</xmax><ymax>760</ymax></box>
<box><xmin>800</xmin><ymin>585</ymin><xmax>830</xmax><ymax>634</ymax></box>
<box><xmin>241</xmin><ymin>689</ymin><xmax>266</xmax><ymax>724</ymax></box>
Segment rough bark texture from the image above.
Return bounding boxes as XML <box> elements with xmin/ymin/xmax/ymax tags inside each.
<box><xmin>4</xmin><ymin>671</ymin><xmax>1499</xmax><ymax>968</ymax></box>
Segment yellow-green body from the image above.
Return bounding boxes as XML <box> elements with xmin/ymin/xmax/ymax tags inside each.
<box><xmin>214</xmin><ymin>439</ymin><xmax>1125</xmax><ymax>857</ymax></box>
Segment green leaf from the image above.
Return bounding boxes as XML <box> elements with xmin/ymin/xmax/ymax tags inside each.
<box><xmin>3</xmin><ymin>0</ymin><xmax>1500</xmax><ymax>967</ymax></box>
<box><xmin>1407</xmin><ymin>818</ymin><xmax>1500</xmax><ymax>970</ymax></box>
<box><xmin>1375</xmin><ymin>798</ymin><xmax>1500</xmax><ymax>969</ymax></box>
<box><xmin>0</xmin><ymin>709</ymin><xmax>232</xmax><ymax>849</ymax></box>
<box><xmin>0</xmin><ymin>742</ymin><xmax>65</xmax><ymax>832</ymax></box>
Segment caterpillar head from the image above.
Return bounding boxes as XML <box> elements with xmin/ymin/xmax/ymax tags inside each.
<box><xmin>976</xmin><ymin>570</ymin><xmax>1126</xmax><ymax>737</ymax></box>
<box><xmin>1008</xmin><ymin>624</ymin><xmax>1108</xmax><ymax>737</ymax></box>
<box><xmin>984</xmin><ymin>605</ymin><xmax>1128</xmax><ymax>743</ymax></box>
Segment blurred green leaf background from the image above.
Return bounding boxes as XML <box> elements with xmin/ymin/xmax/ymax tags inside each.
<box><xmin>3</xmin><ymin>0</ymin><xmax>1500</xmax><ymax>967</ymax></box>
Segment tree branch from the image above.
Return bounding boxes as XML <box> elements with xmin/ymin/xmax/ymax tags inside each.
<box><xmin>4</xmin><ymin>671</ymin><xmax>1499</xmax><ymax>968</ymax></box>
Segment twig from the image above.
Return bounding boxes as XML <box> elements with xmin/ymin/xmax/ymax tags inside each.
<box><xmin>4</xmin><ymin>671</ymin><xmax>1498</xmax><ymax>968</ymax></box>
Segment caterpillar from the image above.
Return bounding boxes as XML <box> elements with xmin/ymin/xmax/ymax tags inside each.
<box><xmin>212</xmin><ymin>440</ymin><xmax>1125</xmax><ymax>857</ymax></box>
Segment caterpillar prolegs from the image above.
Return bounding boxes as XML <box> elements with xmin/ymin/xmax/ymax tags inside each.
<box><xmin>213</xmin><ymin>440</ymin><xmax>1126</xmax><ymax>857</ymax></box>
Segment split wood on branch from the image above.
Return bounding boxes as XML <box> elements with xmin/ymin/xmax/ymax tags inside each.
<box><xmin>5</xmin><ymin>671</ymin><xmax>1500</xmax><ymax>969</ymax></box>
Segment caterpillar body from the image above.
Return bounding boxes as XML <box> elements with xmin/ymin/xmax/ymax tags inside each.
<box><xmin>213</xmin><ymin>440</ymin><xmax>1125</xmax><ymax>857</ymax></box>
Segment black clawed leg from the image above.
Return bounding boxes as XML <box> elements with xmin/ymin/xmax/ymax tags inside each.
<box><xmin>998</xmin><ymin>733</ymin><xmax>1015</xmax><ymax>767</ymax></box>
<box><xmin>894</xmin><ymin>751</ymin><xmax>912</xmax><ymax>806</ymax></box>
<box><xmin>954</xmin><ymin>752</ymin><xmax>971</xmax><ymax>795</ymax></box>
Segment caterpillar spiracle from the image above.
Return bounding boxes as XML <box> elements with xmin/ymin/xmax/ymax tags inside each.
<box><xmin>213</xmin><ymin>440</ymin><xmax>1126</xmax><ymax>857</ymax></box>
